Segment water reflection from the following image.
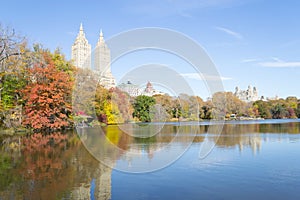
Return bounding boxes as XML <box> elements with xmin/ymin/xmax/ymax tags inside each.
<box><xmin>0</xmin><ymin>120</ymin><xmax>299</xmax><ymax>199</ymax></box>
<box><xmin>0</xmin><ymin>132</ymin><xmax>111</xmax><ymax>199</ymax></box>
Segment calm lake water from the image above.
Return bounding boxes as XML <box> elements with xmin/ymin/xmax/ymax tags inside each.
<box><xmin>0</xmin><ymin>119</ymin><xmax>300</xmax><ymax>199</ymax></box>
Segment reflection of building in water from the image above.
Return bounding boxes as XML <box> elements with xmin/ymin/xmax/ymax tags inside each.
<box><xmin>96</xmin><ymin>168</ymin><xmax>112</xmax><ymax>200</ymax></box>
<box><xmin>234</xmin><ymin>85</ymin><xmax>259</xmax><ymax>102</ymax></box>
<box><xmin>69</xmin><ymin>159</ymin><xmax>112</xmax><ymax>200</ymax></box>
<box><xmin>73</xmin><ymin>128</ymin><xmax>114</xmax><ymax>200</ymax></box>
<box><xmin>70</xmin><ymin>184</ymin><xmax>91</xmax><ymax>199</ymax></box>
<box><xmin>217</xmin><ymin>124</ymin><xmax>262</xmax><ymax>155</ymax></box>
<box><xmin>238</xmin><ymin>134</ymin><xmax>261</xmax><ymax>155</ymax></box>
<box><xmin>0</xmin><ymin>131</ymin><xmax>114</xmax><ymax>200</ymax></box>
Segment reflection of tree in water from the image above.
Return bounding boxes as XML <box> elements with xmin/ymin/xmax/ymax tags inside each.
<box><xmin>259</xmin><ymin>122</ymin><xmax>300</xmax><ymax>134</ymax></box>
<box><xmin>208</xmin><ymin>124</ymin><xmax>262</xmax><ymax>154</ymax></box>
<box><xmin>0</xmin><ymin>121</ymin><xmax>299</xmax><ymax>199</ymax></box>
<box><xmin>210</xmin><ymin>122</ymin><xmax>300</xmax><ymax>154</ymax></box>
<box><xmin>0</xmin><ymin>131</ymin><xmax>113</xmax><ymax>200</ymax></box>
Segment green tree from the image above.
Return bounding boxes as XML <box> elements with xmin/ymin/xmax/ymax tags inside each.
<box><xmin>132</xmin><ymin>95</ymin><xmax>156</xmax><ymax>122</ymax></box>
<box><xmin>270</xmin><ymin>103</ymin><xmax>287</xmax><ymax>119</ymax></box>
<box><xmin>201</xmin><ymin>104</ymin><xmax>213</xmax><ymax>119</ymax></box>
<box><xmin>253</xmin><ymin>100</ymin><xmax>272</xmax><ymax>119</ymax></box>
<box><xmin>0</xmin><ymin>41</ymin><xmax>30</xmax><ymax>128</ymax></box>
<box><xmin>171</xmin><ymin>98</ymin><xmax>182</xmax><ymax>119</ymax></box>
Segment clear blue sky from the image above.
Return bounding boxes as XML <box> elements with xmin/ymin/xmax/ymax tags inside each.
<box><xmin>1</xmin><ymin>0</ymin><xmax>300</xmax><ymax>99</ymax></box>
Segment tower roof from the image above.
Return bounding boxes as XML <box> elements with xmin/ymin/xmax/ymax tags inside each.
<box><xmin>77</xmin><ymin>23</ymin><xmax>86</xmax><ymax>39</ymax></box>
<box><xmin>80</xmin><ymin>23</ymin><xmax>83</xmax><ymax>31</ymax></box>
<box><xmin>146</xmin><ymin>81</ymin><xmax>152</xmax><ymax>87</ymax></box>
<box><xmin>98</xmin><ymin>29</ymin><xmax>105</xmax><ymax>44</ymax></box>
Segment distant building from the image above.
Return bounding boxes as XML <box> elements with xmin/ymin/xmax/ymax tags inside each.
<box><xmin>94</xmin><ymin>30</ymin><xmax>116</xmax><ymax>89</ymax></box>
<box><xmin>143</xmin><ymin>81</ymin><xmax>165</xmax><ymax>96</ymax></box>
<box><xmin>234</xmin><ymin>85</ymin><xmax>259</xmax><ymax>102</ymax></box>
<box><xmin>118</xmin><ymin>81</ymin><xmax>164</xmax><ymax>97</ymax></box>
<box><xmin>118</xmin><ymin>81</ymin><xmax>142</xmax><ymax>97</ymax></box>
<box><xmin>71</xmin><ymin>24</ymin><xmax>116</xmax><ymax>89</ymax></box>
<box><xmin>71</xmin><ymin>23</ymin><xmax>91</xmax><ymax>69</ymax></box>
<box><xmin>266</xmin><ymin>95</ymin><xmax>279</xmax><ymax>101</ymax></box>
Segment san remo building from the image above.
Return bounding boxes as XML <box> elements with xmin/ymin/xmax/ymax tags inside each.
<box><xmin>71</xmin><ymin>23</ymin><xmax>116</xmax><ymax>89</ymax></box>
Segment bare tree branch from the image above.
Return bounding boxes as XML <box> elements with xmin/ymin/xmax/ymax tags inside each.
<box><xmin>0</xmin><ymin>23</ymin><xmax>25</xmax><ymax>72</ymax></box>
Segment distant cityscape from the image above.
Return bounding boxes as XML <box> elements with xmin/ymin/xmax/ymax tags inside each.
<box><xmin>71</xmin><ymin>23</ymin><xmax>165</xmax><ymax>96</ymax></box>
<box><xmin>71</xmin><ymin>23</ymin><xmax>116</xmax><ymax>89</ymax></box>
<box><xmin>234</xmin><ymin>85</ymin><xmax>259</xmax><ymax>102</ymax></box>
<box><xmin>71</xmin><ymin>24</ymin><xmax>279</xmax><ymax>102</ymax></box>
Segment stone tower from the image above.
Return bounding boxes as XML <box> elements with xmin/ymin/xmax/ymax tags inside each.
<box><xmin>71</xmin><ymin>23</ymin><xmax>91</xmax><ymax>69</ymax></box>
<box><xmin>94</xmin><ymin>30</ymin><xmax>116</xmax><ymax>89</ymax></box>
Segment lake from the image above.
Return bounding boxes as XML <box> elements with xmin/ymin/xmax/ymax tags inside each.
<box><xmin>0</xmin><ymin>119</ymin><xmax>300</xmax><ymax>199</ymax></box>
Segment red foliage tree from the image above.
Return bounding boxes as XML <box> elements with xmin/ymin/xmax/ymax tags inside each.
<box><xmin>22</xmin><ymin>52</ymin><xmax>73</xmax><ymax>132</ymax></box>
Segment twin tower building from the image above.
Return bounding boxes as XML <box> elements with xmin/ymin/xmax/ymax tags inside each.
<box><xmin>71</xmin><ymin>23</ymin><xmax>116</xmax><ymax>89</ymax></box>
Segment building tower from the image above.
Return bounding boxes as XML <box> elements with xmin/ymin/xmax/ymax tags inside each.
<box><xmin>71</xmin><ymin>23</ymin><xmax>91</xmax><ymax>69</ymax></box>
<box><xmin>94</xmin><ymin>30</ymin><xmax>116</xmax><ymax>89</ymax></box>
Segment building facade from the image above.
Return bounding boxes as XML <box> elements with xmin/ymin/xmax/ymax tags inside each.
<box><xmin>118</xmin><ymin>81</ymin><xmax>164</xmax><ymax>97</ymax></box>
<box><xmin>118</xmin><ymin>81</ymin><xmax>142</xmax><ymax>97</ymax></box>
<box><xmin>94</xmin><ymin>30</ymin><xmax>116</xmax><ymax>89</ymax></box>
<box><xmin>234</xmin><ymin>85</ymin><xmax>259</xmax><ymax>102</ymax></box>
<box><xmin>71</xmin><ymin>24</ymin><xmax>116</xmax><ymax>89</ymax></box>
<box><xmin>71</xmin><ymin>23</ymin><xmax>91</xmax><ymax>69</ymax></box>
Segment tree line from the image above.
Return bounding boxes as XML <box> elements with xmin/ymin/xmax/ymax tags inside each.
<box><xmin>1</xmin><ymin>24</ymin><xmax>299</xmax><ymax>133</ymax></box>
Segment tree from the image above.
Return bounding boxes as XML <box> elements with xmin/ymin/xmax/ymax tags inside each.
<box><xmin>94</xmin><ymin>84</ymin><xmax>111</xmax><ymax>123</ymax></box>
<box><xmin>0</xmin><ymin>24</ymin><xmax>24</xmax><ymax>70</ymax></box>
<box><xmin>153</xmin><ymin>94</ymin><xmax>173</xmax><ymax>119</ymax></box>
<box><xmin>0</xmin><ymin>24</ymin><xmax>27</xmax><ymax>128</ymax></box>
<box><xmin>132</xmin><ymin>95</ymin><xmax>156</xmax><ymax>122</ymax></box>
<box><xmin>73</xmin><ymin>68</ymin><xmax>98</xmax><ymax>117</ymax></box>
<box><xmin>253</xmin><ymin>100</ymin><xmax>272</xmax><ymax>119</ymax></box>
<box><xmin>270</xmin><ymin>103</ymin><xmax>287</xmax><ymax>119</ymax></box>
<box><xmin>21</xmin><ymin>51</ymin><xmax>73</xmax><ymax>132</ymax></box>
<box><xmin>171</xmin><ymin>98</ymin><xmax>182</xmax><ymax>119</ymax></box>
<box><xmin>296</xmin><ymin>101</ymin><xmax>300</xmax><ymax>118</ymax></box>
<box><xmin>212</xmin><ymin>92</ymin><xmax>247</xmax><ymax>118</ymax></box>
<box><xmin>110</xmin><ymin>87</ymin><xmax>133</xmax><ymax>123</ymax></box>
<box><xmin>201</xmin><ymin>102</ymin><xmax>213</xmax><ymax>119</ymax></box>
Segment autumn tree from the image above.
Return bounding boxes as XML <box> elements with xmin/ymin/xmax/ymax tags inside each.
<box><xmin>285</xmin><ymin>96</ymin><xmax>298</xmax><ymax>118</ymax></box>
<box><xmin>253</xmin><ymin>100</ymin><xmax>272</xmax><ymax>119</ymax></box>
<box><xmin>171</xmin><ymin>98</ymin><xmax>182</xmax><ymax>119</ymax></box>
<box><xmin>110</xmin><ymin>87</ymin><xmax>133</xmax><ymax>123</ymax></box>
<box><xmin>73</xmin><ymin>68</ymin><xmax>97</xmax><ymax>118</ymax></box>
<box><xmin>21</xmin><ymin>51</ymin><xmax>73</xmax><ymax>132</ymax></box>
<box><xmin>153</xmin><ymin>94</ymin><xmax>173</xmax><ymax>118</ymax></box>
<box><xmin>296</xmin><ymin>100</ymin><xmax>300</xmax><ymax>118</ymax></box>
<box><xmin>201</xmin><ymin>104</ymin><xmax>213</xmax><ymax>119</ymax></box>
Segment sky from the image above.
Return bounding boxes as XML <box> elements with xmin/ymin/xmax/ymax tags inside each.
<box><xmin>1</xmin><ymin>0</ymin><xmax>300</xmax><ymax>99</ymax></box>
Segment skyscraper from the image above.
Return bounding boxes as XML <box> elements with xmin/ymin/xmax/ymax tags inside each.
<box><xmin>94</xmin><ymin>30</ymin><xmax>116</xmax><ymax>89</ymax></box>
<box><xmin>71</xmin><ymin>23</ymin><xmax>91</xmax><ymax>69</ymax></box>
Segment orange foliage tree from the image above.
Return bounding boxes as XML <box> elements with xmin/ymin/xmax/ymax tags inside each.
<box><xmin>22</xmin><ymin>52</ymin><xmax>73</xmax><ymax>132</ymax></box>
